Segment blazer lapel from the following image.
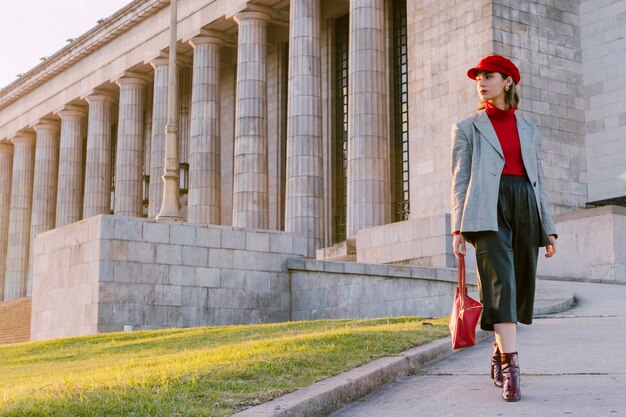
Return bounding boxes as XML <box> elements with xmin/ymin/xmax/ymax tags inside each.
<box><xmin>473</xmin><ymin>111</ymin><xmax>504</xmax><ymax>158</ymax></box>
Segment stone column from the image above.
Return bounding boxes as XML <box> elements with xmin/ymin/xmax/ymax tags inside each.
<box><xmin>346</xmin><ymin>0</ymin><xmax>390</xmax><ymax>238</ymax></box>
<box><xmin>188</xmin><ymin>35</ymin><xmax>223</xmax><ymax>224</ymax></box>
<box><xmin>56</xmin><ymin>105</ymin><xmax>87</xmax><ymax>227</ymax></box>
<box><xmin>114</xmin><ymin>75</ymin><xmax>147</xmax><ymax>217</ymax></box>
<box><xmin>148</xmin><ymin>58</ymin><xmax>169</xmax><ymax>218</ymax></box>
<box><xmin>232</xmin><ymin>11</ymin><xmax>271</xmax><ymax>229</ymax></box>
<box><xmin>0</xmin><ymin>142</ymin><xmax>13</xmax><ymax>300</ymax></box>
<box><xmin>84</xmin><ymin>91</ymin><xmax>116</xmax><ymax>218</ymax></box>
<box><xmin>4</xmin><ymin>133</ymin><xmax>36</xmax><ymax>300</ymax></box>
<box><xmin>29</xmin><ymin>120</ymin><xmax>61</xmax><ymax>292</ymax></box>
<box><xmin>285</xmin><ymin>0</ymin><xmax>323</xmax><ymax>255</ymax></box>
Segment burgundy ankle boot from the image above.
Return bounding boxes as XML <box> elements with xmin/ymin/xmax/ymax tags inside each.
<box><xmin>491</xmin><ymin>342</ymin><xmax>504</xmax><ymax>388</ymax></box>
<box><xmin>500</xmin><ymin>352</ymin><xmax>521</xmax><ymax>402</ymax></box>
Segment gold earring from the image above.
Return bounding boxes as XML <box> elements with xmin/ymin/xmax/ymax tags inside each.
<box><xmin>504</xmin><ymin>85</ymin><xmax>510</xmax><ymax>92</ymax></box>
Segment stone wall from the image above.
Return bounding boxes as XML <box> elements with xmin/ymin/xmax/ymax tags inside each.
<box><xmin>402</xmin><ymin>0</ymin><xmax>591</xmax><ymax>269</ymax></box>
<box><xmin>289</xmin><ymin>258</ymin><xmax>477</xmax><ymax>321</ymax></box>
<box><xmin>31</xmin><ymin>219</ymin><xmax>100</xmax><ymax>340</ymax></box>
<box><xmin>403</xmin><ymin>0</ymin><xmax>492</xmax><ymax>269</ymax></box>
<box><xmin>491</xmin><ymin>0</ymin><xmax>587</xmax><ymax>213</ymax></box>
<box><xmin>537</xmin><ymin>206</ymin><xmax>626</xmax><ymax>283</ymax></box>
<box><xmin>355</xmin><ymin>214</ymin><xmax>455</xmax><ymax>268</ymax></box>
<box><xmin>31</xmin><ymin>215</ymin><xmax>307</xmax><ymax>340</ymax></box>
<box><xmin>580</xmin><ymin>0</ymin><xmax>626</xmax><ymax>203</ymax></box>
<box><xmin>406</xmin><ymin>0</ymin><xmax>493</xmax><ymax>221</ymax></box>
<box><xmin>407</xmin><ymin>1</ymin><xmax>589</xmax><ymax>216</ymax></box>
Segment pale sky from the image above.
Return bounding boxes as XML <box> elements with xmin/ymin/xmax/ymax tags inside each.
<box><xmin>0</xmin><ymin>0</ymin><xmax>132</xmax><ymax>89</ymax></box>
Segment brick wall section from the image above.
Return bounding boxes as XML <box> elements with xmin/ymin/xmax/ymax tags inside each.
<box><xmin>492</xmin><ymin>0</ymin><xmax>587</xmax><ymax>212</ymax></box>
<box><xmin>288</xmin><ymin>258</ymin><xmax>477</xmax><ymax>321</ymax></box>
<box><xmin>580</xmin><ymin>0</ymin><xmax>626</xmax><ymax>202</ymax></box>
<box><xmin>0</xmin><ymin>297</ymin><xmax>31</xmax><ymax>344</ymax></box>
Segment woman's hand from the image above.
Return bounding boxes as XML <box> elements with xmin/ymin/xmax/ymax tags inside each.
<box><xmin>545</xmin><ymin>234</ymin><xmax>557</xmax><ymax>258</ymax></box>
<box><xmin>453</xmin><ymin>233</ymin><xmax>466</xmax><ymax>258</ymax></box>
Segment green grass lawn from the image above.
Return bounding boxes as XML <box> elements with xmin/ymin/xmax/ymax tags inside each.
<box><xmin>0</xmin><ymin>317</ymin><xmax>449</xmax><ymax>417</ymax></box>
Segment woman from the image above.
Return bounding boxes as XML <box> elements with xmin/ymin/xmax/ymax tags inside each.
<box><xmin>450</xmin><ymin>54</ymin><xmax>558</xmax><ymax>402</ymax></box>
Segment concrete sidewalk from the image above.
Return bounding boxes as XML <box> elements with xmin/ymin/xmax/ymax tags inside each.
<box><xmin>330</xmin><ymin>280</ymin><xmax>626</xmax><ymax>417</ymax></box>
<box><xmin>234</xmin><ymin>279</ymin><xmax>595</xmax><ymax>417</ymax></box>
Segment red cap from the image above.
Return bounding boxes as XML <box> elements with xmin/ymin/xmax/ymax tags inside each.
<box><xmin>467</xmin><ymin>54</ymin><xmax>521</xmax><ymax>85</ymax></box>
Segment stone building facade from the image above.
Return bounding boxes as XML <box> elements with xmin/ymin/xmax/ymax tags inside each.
<box><xmin>0</xmin><ymin>0</ymin><xmax>625</xmax><ymax>340</ymax></box>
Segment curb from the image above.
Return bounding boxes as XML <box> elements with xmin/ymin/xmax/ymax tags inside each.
<box><xmin>533</xmin><ymin>285</ymin><xmax>576</xmax><ymax>316</ymax></box>
<box><xmin>232</xmin><ymin>331</ymin><xmax>488</xmax><ymax>417</ymax></box>
<box><xmin>533</xmin><ymin>296</ymin><xmax>576</xmax><ymax>316</ymax></box>
<box><xmin>232</xmin><ymin>295</ymin><xmax>573</xmax><ymax>417</ymax></box>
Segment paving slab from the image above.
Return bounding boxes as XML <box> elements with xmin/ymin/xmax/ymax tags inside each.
<box><xmin>330</xmin><ymin>374</ymin><xmax>626</xmax><ymax>417</ymax></box>
<box><xmin>330</xmin><ymin>280</ymin><xmax>626</xmax><ymax>417</ymax></box>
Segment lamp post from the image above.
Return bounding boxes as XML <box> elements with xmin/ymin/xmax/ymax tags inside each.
<box><xmin>157</xmin><ymin>0</ymin><xmax>182</xmax><ymax>221</ymax></box>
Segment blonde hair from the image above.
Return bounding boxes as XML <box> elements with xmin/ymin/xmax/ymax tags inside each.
<box><xmin>477</xmin><ymin>73</ymin><xmax>520</xmax><ymax>110</ymax></box>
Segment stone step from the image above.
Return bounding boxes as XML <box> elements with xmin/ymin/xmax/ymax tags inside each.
<box><xmin>328</xmin><ymin>254</ymin><xmax>357</xmax><ymax>262</ymax></box>
<box><xmin>0</xmin><ymin>297</ymin><xmax>32</xmax><ymax>345</ymax></box>
<box><xmin>316</xmin><ymin>239</ymin><xmax>356</xmax><ymax>261</ymax></box>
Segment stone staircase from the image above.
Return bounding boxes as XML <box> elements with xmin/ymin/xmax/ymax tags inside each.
<box><xmin>316</xmin><ymin>239</ymin><xmax>357</xmax><ymax>262</ymax></box>
<box><xmin>0</xmin><ymin>297</ymin><xmax>32</xmax><ymax>345</ymax></box>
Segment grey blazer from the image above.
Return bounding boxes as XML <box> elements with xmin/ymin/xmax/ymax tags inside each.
<box><xmin>450</xmin><ymin>110</ymin><xmax>557</xmax><ymax>239</ymax></box>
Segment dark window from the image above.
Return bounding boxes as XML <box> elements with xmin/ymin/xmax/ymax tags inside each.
<box><xmin>280</xmin><ymin>42</ymin><xmax>289</xmax><ymax>231</ymax></box>
<box><xmin>179</xmin><ymin>162</ymin><xmax>189</xmax><ymax>195</ymax></box>
<box><xmin>178</xmin><ymin>65</ymin><xmax>192</xmax><ymax>164</ymax></box>
<box><xmin>142</xmin><ymin>175</ymin><xmax>150</xmax><ymax>206</ymax></box>
<box><xmin>333</xmin><ymin>14</ymin><xmax>349</xmax><ymax>242</ymax></box>
<box><xmin>110</xmin><ymin>123</ymin><xmax>117</xmax><ymax>214</ymax></box>
<box><xmin>391</xmin><ymin>0</ymin><xmax>410</xmax><ymax>221</ymax></box>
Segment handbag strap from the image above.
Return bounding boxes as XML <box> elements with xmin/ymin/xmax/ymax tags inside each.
<box><xmin>458</xmin><ymin>254</ymin><xmax>466</xmax><ymax>308</ymax></box>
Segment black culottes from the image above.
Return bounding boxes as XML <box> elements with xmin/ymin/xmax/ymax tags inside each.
<box><xmin>463</xmin><ymin>175</ymin><xmax>550</xmax><ymax>331</ymax></box>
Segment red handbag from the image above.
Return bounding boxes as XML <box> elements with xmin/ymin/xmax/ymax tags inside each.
<box><xmin>449</xmin><ymin>254</ymin><xmax>483</xmax><ymax>349</ymax></box>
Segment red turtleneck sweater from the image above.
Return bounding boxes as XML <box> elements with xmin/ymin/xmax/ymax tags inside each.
<box><xmin>484</xmin><ymin>101</ymin><xmax>526</xmax><ymax>176</ymax></box>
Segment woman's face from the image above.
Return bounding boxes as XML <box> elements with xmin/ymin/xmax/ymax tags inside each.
<box><xmin>475</xmin><ymin>71</ymin><xmax>510</xmax><ymax>102</ymax></box>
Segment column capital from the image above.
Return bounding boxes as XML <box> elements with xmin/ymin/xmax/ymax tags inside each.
<box><xmin>234</xmin><ymin>10</ymin><xmax>272</xmax><ymax>25</ymax></box>
<box><xmin>115</xmin><ymin>71</ymin><xmax>151</xmax><ymax>87</ymax></box>
<box><xmin>150</xmin><ymin>57</ymin><xmax>170</xmax><ymax>69</ymax></box>
<box><xmin>85</xmin><ymin>89</ymin><xmax>117</xmax><ymax>103</ymax></box>
<box><xmin>149</xmin><ymin>53</ymin><xmax>188</xmax><ymax>69</ymax></box>
<box><xmin>32</xmin><ymin>119</ymin><xmax>60</xmax><ymax>134</ymax></box>
<box><xmin>0</xmin><ymin>140</ymin><xmax>13</xmax><ymax>154</ymax></box>
<box><xmin>10</xmin><ymin>132</ymin><xmax>36</xmax><ymax>145</ymax></box>
<box><xmin>232</xmin><ymin>4</ymin><xmax>287</xmax><ymax>26</ymax></box>
<box><xmin>189</xmin><ymin>31</ymin><xmax>227</xmax><ymax>48</ymax></box>
<box><xmin>58</xmin><ymin>104</ymin><xmax>87</xmax><ymax>119</ymax></box>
